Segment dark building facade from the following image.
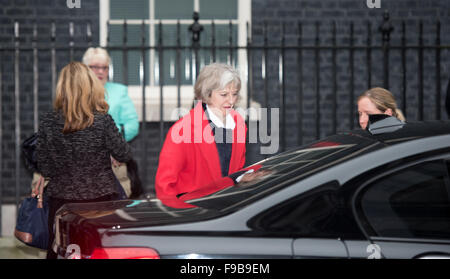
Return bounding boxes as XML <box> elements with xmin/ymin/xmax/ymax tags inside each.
<box><xmin>1</xmin><ymin>0</ymin><xmax>449</xmax><ymax>201</ymax></box>
<box><xmin>251</xmin><ymin>0</ymin><xmax>450</xmax><ymax>145</ymax></box>
<box><xmin>1</xmin><ymin>0</ymin><xmax>100</xmax><ymax>202</ymax></box>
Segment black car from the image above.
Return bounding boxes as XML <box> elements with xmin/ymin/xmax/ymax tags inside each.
<box><xmin>53</xmin><ymin>117</ymin><xmax>450</xmax><ymax>259</ymax></box>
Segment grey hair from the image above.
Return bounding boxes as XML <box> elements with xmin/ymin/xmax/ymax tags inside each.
<box><xmin>194</xmin><ymin>63</ymin><xmax>241</xmax><ymax>102</ymax></box>
<box><xmin>82</xmin><ymin>47</ymin><xmax>111</xmax><ymax>66</ymax></box>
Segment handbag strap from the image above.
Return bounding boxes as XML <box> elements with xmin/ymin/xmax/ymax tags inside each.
<box><xmin>35</xmin><ymin>175</ymin><xmax>45</xmax><ymax>209</ymax></box>
<box><xmin>31</xmin><ymin>174</ymin><xmax>40</xmax><ymax>198</ymax></box>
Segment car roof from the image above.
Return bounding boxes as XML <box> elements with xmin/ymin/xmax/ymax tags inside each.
<box><xmin>348</xmin><ymin>120</ymin><xmax>450</xmax><ymax>145</ymax></box>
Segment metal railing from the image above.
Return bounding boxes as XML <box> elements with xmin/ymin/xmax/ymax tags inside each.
<box><xmin>1</xmin><ymin>11</ymin><xmax>449</xmax><ymax>236</ymax></box>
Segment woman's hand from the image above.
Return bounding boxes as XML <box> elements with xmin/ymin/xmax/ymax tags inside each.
<box><xmin>31</xmin><ymin>174</ymin><xmax>46</xmax><ymax>208</ymax></box>
<box><xmin>111</xmin><ymin>156</ymin><xmax>123</xmax><ymax>167</ymax></box>
<box><xmin>239</xmin><ymin>169</ymin><xmax>272</xmax><ymax>184</ymax></box>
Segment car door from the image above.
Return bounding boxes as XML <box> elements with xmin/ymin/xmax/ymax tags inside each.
<box><xmin>349</xmin><ymin>158</ymin><xmax>450</xmax><ymax>259</ymax></box>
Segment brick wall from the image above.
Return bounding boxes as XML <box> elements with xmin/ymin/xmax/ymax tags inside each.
<box><xmin>251</xmin><ymin>0</ymin><xmax>450</xmax><ymax>147</ymax></box>
<box><xmin>0</xmin><ymin>0</ymin><xmax>99</xmax><ymax>202</ymax></box>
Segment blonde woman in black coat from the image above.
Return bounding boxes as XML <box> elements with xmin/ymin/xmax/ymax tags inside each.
<box><xmin>36</xmin><ymin>62</ymin><xmax>131</xmax><ymax>258</ymax></box>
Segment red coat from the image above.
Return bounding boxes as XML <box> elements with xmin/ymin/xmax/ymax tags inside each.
<box><xmin>155</xmin><ymin>102</ymin><xmax>247</xmax><ymax>208</ymax></box>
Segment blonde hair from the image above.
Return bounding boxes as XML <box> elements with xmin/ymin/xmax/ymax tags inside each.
<box><xmin>358</xmin><ymin>87</ymin><xmax>406</xmax><ymax>121</ymax></box>
<box><xmin>194</xmin><ymin>63</ymin><xmax>241</xmax><ymax>102</ymax></box>
<box><xmin>54</xmin><ymin>62</ymin><xmax>109</xmax><ymax>133</ymax></box>
<box><xmin>82</xmin><ymin>47</ymin><xmax>111</xmax><ymax>66</ymax></box>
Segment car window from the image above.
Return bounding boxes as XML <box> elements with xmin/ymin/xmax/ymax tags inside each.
<box><xmin>184</xmin><ymin>132</ymin><xmax>382</xmax><ymax>212</ymax></box>
<box><xmin>358</xmin><ymin>160</ymin><xmax>450</xmax><ymax>240</ymax></box>
<box><xmin>186</xmin><ymin>144</ymin><xmax>359</xmax><ymax>211</ymax></box>
<box><xmin>248</xmin><ymin>181</ymin><xmax>365</xmax><ymax>238</ymax></box>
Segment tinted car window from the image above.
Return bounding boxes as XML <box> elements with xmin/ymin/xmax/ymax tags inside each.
<box><xmin>184</xmin><ymin>132</ymin><xmax>385</xmax><ymax>212</ymax></box>
<box><xmin>186</xmin><ymin>144</ymin><xmax>359</xmax><ymax>211</ymax></box>
<box><xmin>249</xmin><ymin>181</ymin><xmax>364</xmax><ymax>238</ymax></box>
<box><xmin>359</xmin><ymin>160</ymin><xmax>450</xmax><ymax>240</ymax></box>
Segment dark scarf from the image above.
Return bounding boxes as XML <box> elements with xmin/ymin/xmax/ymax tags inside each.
<box><xmin>202</xmin><ymin>103</ymin><xmax>233</xmax><ymax>177</ymax></box>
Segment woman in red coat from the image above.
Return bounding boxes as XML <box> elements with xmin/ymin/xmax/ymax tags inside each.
<box><xmin>155</xmin><ymin>63</ymin><xmax>248</xmax><ymax>208</ymax></box>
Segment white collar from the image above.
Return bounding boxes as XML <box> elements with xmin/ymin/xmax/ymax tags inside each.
<box><xmin>206</xmin><ymin>104</ymin><xmax>236</xmax><ymax>129</ymax></box>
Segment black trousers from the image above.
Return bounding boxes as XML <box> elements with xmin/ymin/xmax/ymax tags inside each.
<box><xmin>46</xmin><ymin>194</ymin><xmax>117</xmax><ymax>259</ymax></box>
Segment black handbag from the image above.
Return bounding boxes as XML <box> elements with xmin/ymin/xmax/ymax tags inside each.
<box><xmin>22</xmin><ymin>132</ymin><xmax>39</xmax><ymax>173</ymax></box>
<box><xmin>14</xmin><ymin>175</ymin><xmax>49</xmax><ymax>250</ymax></box>
<box><xmin>127</xmin><ymin>158</ymin><xmax>143</xmax><ymax>199</ymax></box>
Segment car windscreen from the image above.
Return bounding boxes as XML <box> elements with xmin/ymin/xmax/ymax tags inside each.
<box><xmin>185</xmin><ymin>139</ymin><xmax>376</xmax><ymax>212</ymax></box>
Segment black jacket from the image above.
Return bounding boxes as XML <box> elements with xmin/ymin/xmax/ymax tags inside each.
<box><xmin>36</xmin><ymin>111</ymin><xmax>131</xmax><ymax>200</ymax></box>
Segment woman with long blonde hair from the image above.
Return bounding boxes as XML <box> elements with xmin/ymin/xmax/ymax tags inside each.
<box><xmin>36</xmin><ymin>62</ymin><xmax>131</xmax><ymax>259</ymax></box>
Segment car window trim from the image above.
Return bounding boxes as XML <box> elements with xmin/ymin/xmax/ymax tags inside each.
<box><xmin>443</xmin><ymin>158</ymin><xmax>450</xmax><ymax>202</ymax></box>
<box><xmin>370</xmin><ymin>236</ymin><xmax>450</xmax><ymax>245</ymax></box>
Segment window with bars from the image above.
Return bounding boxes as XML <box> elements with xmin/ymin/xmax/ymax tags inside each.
<box><xmin>100</xmin><ymin>0</ymin><xmax>250</xmax><ymax>121</ymax></box>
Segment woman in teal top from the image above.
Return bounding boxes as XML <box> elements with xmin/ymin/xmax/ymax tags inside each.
<box><xmin>82</xmin><ymin>47</ymin><xmax>140</xmax><ymax>198</ymax></box>
<box><xmin>82</xmin><ymin>47</ymin><xmax>139</xmax><ymax>142</ymax></box>
<box><xmin>103</xmin><ymin>82</ymin><xmax>139</xmax><ymax>142</ymax></box>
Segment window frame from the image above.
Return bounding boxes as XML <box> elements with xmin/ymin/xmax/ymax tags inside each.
<box><xmin>99</xmin><ymin>0</ymin><xmax>252</xmax><ymax>122</ymax></box>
